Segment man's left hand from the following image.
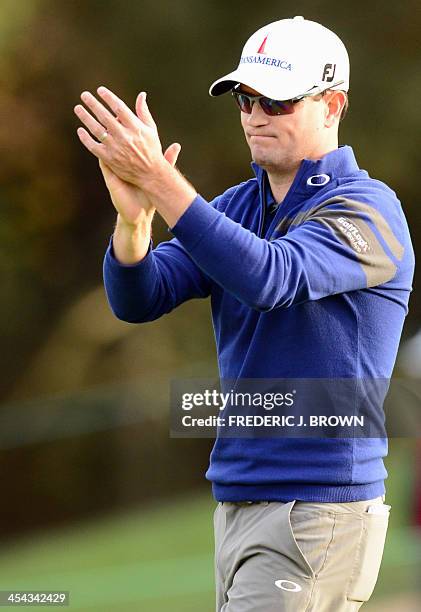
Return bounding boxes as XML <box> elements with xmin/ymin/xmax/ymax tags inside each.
<box><xmin>75</xmin><ymin>86</ymin><xmax>170</xmax><ymax>191</ymax></box>
<box><xmin>74</xmin><ymin>86</ymin><xmax>197</xmax><ymax>228</ymax></box>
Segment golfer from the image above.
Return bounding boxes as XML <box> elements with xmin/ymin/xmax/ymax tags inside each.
<box><xmin>74</xmin><ymin>16</ymin><xmax>414</xmax><ymax>611</ymax></box>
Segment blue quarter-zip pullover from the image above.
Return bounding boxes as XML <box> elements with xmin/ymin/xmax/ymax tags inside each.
<box><xmin>103</xmin><ymin>145</ymin><xmax>414</xmax><ymax>502</ymax></box>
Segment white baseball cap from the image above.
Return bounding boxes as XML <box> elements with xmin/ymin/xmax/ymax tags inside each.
<box><xmin>209</xmin><ymin>16</ymin><xmax>349</xmax><ymax>101</ymax></box>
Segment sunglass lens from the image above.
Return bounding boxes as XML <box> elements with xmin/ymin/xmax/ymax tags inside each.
<box><xmin>260</xmin><ymin>98</ymin><xmax>295</xmax><ymax>115</ymax></box>
<box><xmin>233</xmin><ymin>91</ymin><xmax>296</xmax><ymax>116</ymax></box>
<box><xmin>235</xmin><ymin>93</ymin><xmax>252</xmax><ymax>113</ymax></box>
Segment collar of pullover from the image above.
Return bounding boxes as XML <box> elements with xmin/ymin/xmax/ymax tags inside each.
<box><xmin>252</xmin><ymin>145</ymin><xmax>361</xmax><ymax>208</ymax></box>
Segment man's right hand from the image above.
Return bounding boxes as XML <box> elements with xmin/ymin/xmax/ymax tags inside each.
<box><xmin>99</xmin><ymin>141</ymin><xmax>181</xmax><ymax>224</ymax></box>
<box><xmin>100</xmin><ymin>141</ymin><xmax>181</xmax><ymax>264</ymax></box>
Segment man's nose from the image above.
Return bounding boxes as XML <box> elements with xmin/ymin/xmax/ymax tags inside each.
<box><xmin>247</xmin><ymin>101</ymin><xmax>270</xmax><ymax>126</ymax></box>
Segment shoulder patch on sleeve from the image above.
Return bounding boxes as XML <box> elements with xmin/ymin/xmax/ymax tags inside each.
<box><xmin>284</xmin><ymin>196</ymin><xmax>404</xmax><ymax>287</ymax></box>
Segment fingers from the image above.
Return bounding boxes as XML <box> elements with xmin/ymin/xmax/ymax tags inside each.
<box><xmin>75</xmin><ymin>86</ymin><xmax>164</xmax><ymax>182</ymax></box>
<box><xmin>80</xmin><ymin>91</ymin><xmax>121</xmax><ymax>135</ymax></box>
<box><xmin>97</xmin><ymin>86</ymin><xmax>138</xmax><ymax>129</ymax></box>
<box><xmin>164</xmin><ymin>142</ymin><xmax>181</xmax><ymax>167</ymax></box>
<box><xmin>76</xmin><ymin>127</ymin><xmax>104</xmax><ymax>159</ymax></box>
<box><xmin>74</xmin><ymin>104</ymin><xmax>109</xmax><ymax>143</ymax></box>
<box><xmin>135</xmin><ymin>92</ymin><xmax>156</xmax><ymax>128</ymax></box>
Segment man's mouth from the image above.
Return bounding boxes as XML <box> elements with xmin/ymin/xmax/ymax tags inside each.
<box><xmin>248</xmin><ymin>134</ymin><xmax>275</xmax><ymax>139</ymax></box>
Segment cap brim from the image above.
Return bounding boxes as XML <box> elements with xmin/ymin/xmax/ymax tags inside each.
<box><xmin>209</xmin><ymin>70</ymin><xmax>243</xmax><ymax>96</ymax></box>
<box><xmin>209</xmin><ymin>67</ymin><xmax>314</xmax><ymax>100</ymax></box>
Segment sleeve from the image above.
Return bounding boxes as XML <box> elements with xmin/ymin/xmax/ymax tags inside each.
<box><xmin>103</xmin><ymin>234</ymin><xmax>212</xmax><ymax>323</ymax></box>
<box><xmin>170</xmin><ymin>193</ymin><xmax>405</xmax><ymax>311</ymax></box>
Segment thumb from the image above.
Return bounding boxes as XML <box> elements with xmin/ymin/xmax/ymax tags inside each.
<box><xmin>135</xmin><ymin>91</ymin><xmax>156</xmax><ymax>128</ymax></box>
<box><xmin>163</xmin><ymin>142</ymin><xmax>181</xmax><ymax>167</ymax></box>
<box><xmin>99</xmin><ymin>159</ymin><xmax>123</xmax><ymax>188</ymax></box>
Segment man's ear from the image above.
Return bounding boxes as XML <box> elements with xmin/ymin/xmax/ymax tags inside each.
<box><xmin>325</xmin><ymin>91</ymin><xmax>346</xmax><ymax>127</ymax></box>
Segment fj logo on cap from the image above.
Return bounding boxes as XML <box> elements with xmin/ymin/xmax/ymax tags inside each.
<box><xmin>257</xmin><ymin>35</ymin><xmax>268</xmax><ymax>54</ymax></box>
<box><xmin>322</xmin><ymin>63</ymin><xmax>336</xmax><ymax>82</ymax></box>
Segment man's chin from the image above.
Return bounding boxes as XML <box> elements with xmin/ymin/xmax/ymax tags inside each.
<box><xmin>251</xmin><ymin>148</ymin><xmax>297</xmax><ymax>172</ymax></box>
<box><xmin>251</xmin><ymin>153</ymin><xmax>278</xmax><ymax>169</ymax></box>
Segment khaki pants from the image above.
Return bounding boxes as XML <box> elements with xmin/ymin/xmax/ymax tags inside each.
<box><xmin>214</xmin><ymin>497</ymin><xmax>389</xmax><ymax>611</ymax></box>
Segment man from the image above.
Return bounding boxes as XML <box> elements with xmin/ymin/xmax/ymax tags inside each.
<box><xmin>75</xmin><ymin>16</ymin><xmax>414</xmax><ymax>612</ymax></box>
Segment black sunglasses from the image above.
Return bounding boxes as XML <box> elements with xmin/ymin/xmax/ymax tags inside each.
<box><xmin>231</xmin><ymin>81</ymin><xmax>344</xmax><ymax>116</ymax></box>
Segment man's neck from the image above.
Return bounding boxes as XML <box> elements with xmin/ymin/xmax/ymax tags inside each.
<box><xmin>266</xmin><ymin>143</ymin><xmax>339</xmax><ymax>204</ymax></box>
<box><xmin>267</xmin><ymin>167</ymin><xmax>300</xmax><ymax>205</ymax></box>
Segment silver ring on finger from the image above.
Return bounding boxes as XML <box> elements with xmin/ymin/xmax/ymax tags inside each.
<box><xmin>99</xmin><ymin>130</ymin><xmax>109</xmax><ymax>142</ymax></box>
